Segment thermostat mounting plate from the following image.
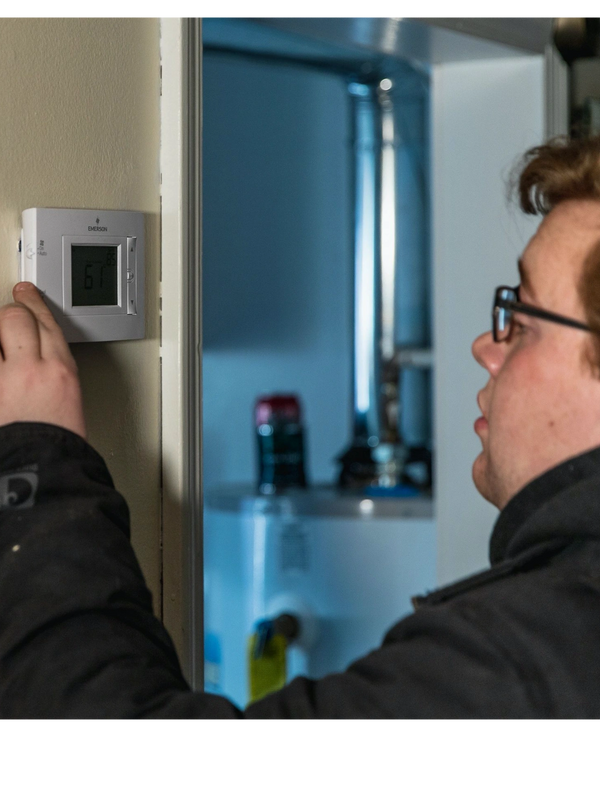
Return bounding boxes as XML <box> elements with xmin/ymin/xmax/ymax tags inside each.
<box><xmin>19</xmin><ymin>208</ymin><xmax>144</xmax><ymax>343</ymax></box>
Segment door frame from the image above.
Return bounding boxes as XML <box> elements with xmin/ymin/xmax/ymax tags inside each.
<box><xmin>159</xmin><ymin>17</ymin><xmax>203</xmax><ymax>689</ymax></box>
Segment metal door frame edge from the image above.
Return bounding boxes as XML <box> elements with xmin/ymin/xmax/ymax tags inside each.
<box><xmin>159</xmin><ymin>17</ymin><xmax>203</xmax><ymax>690</ymax></box>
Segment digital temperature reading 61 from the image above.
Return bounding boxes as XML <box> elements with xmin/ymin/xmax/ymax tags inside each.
<box><xmin>71</xmin><ymin>245</ymin><xmax>118</xmax><ymax>307</ymax></box>
<box><xmin>19</xmin><ymin>208</ymin><xmax>144</xmax><ymax>343</ymax></box>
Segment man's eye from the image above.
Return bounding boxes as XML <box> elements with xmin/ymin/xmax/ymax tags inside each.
<box><xmin>510</xmin><ymin>319</ymin><xmax>528</xmax><ymax>338</ymax></box>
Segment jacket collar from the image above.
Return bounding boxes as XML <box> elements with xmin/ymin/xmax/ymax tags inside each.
<box><xmin>489</xmin><ymin>444</ymin><xmax>600</xmax><ymax>566</ymax></box>
<box><xmin>412</xmin><ymin>446</ymin><xmax>600</xmax><ymax>611</ymax></box>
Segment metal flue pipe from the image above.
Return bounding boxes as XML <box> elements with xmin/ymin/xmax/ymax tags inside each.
<box><xmin>349</xmin><ymin>79</ymin><xmax>385</xmax><ymax>444</ymax></box>
<box><xmin>338</xmin><ymin>76</ymin><xmax>406</xmax><ymax>488</ymax></box>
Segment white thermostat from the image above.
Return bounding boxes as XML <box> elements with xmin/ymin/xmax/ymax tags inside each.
<box><xmin>19</xmin><ymin>207</ymin><xmax>144</xmax><ymax>343</ymax></box>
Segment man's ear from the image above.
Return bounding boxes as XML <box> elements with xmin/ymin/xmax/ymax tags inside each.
<box><xmin>578</xmin><ymin>238</ymin><xmax>600</xmax><ymax>379</ymax></box>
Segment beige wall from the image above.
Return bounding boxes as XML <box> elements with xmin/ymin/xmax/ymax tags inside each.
<box><xmin>0</xmin><ymin>19</ymin><xmax>162</xmax><ymax>607</ymax></box>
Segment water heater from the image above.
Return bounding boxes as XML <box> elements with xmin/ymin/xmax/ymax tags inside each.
<box><xmin>204</xmin><ymin>486</ymin><xmax>436</xmax><ymax>709</ymax></box>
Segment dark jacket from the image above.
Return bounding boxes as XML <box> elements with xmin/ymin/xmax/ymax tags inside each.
<box><xmin>1</xmin><ymin>422</ymin><xmax>600</xmax><ymax>718</ymax></box>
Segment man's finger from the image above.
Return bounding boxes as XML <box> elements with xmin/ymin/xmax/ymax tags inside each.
<box><xmin>0</xmin><ymin>302</ymin><xmax>41</xmax><ymax>362</ymax></box>
<box><xmin>12</xmin><ymin>282</ymin><xmax>72</xmax><ymax>362</ymax></box>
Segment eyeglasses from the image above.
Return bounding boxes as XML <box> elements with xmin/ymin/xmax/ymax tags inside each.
<box><xmin>493</xmin><ymin>285</ymin><xmax>592</xmax><ymax>343</ymax></box>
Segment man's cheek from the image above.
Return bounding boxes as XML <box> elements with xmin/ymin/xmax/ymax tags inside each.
<box><xmin>494</xmin><ymin>368</ymin><xmax>537</xmax><ymax>419</ymax></box>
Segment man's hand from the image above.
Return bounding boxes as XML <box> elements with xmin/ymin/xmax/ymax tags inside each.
<box><xmin>0</xmin><ymin>282</ymin><xmax>86</xmax><ymax>439</ymax></box>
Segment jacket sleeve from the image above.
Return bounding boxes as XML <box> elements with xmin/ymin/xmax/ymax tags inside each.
<box><xmin>246</xmin><ymin>603</ymin><xmax>537</xmax><ymax>718</ymax></box>
<box><xmin>0</xmin><ymin>422</ymin><xmax>240</xmax><ymax>718</ymax></box>
<box><xmin>0</xmin><ymin>423</ymin><xmax>535</xmax><ymax>718</ymax></box>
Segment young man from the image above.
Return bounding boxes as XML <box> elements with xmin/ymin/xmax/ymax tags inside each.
<box><xmin>2</xmin><ymin>136</ymin><xmax>600</xmax><ymax>717</ymax></box>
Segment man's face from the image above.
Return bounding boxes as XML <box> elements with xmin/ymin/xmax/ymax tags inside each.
<box><xmin>472</xmin><ymin>199</ymin><xmax>600</xmax><ymax>509</ymax></box>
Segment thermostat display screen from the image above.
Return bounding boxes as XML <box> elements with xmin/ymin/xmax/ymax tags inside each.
<box><xmin>71</xmin><ymin>245</ymin><xmax>118</xmax><ymax>306</ymax></box>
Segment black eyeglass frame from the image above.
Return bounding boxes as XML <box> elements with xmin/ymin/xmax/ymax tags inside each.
<box><xmin>493</xmin><ymin>285</ymin><xmax>592</xmax><ymax>343</ymax></box>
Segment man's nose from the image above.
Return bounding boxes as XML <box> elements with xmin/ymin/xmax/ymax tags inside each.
<box><xmin>472</xmin><ymin>330</ymin><xmax>504</xmax><ymax>375</ymax></box>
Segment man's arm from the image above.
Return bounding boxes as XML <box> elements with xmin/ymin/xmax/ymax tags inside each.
<box><xmin>0</xmin><ymin>422</ymin><xmax>242</xmax><ymax>717</ymax></box>
<box><xmin>0</xmin><ymin>285</ymin><xmax>238</xmax><ymax>717</ymax></box>
<box><xmin>0</xmin><ymin>284</ymin><xmax>535</xmax><ymax>718</ymax></box>
<box><xmin>0</xmin><ymin>422</ymin><xmax>532</xmax><ymax>718</ymax></box>
<box><xmin>0</xmin><ymin>416</ymin><xmax>531</xmax><ymax>718</ymax></box>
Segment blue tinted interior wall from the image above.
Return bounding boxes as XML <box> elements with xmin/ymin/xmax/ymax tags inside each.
<box><xmin>202</xmin><ymin>52</ymin><xmax>353</xmax><ymax>487</ymax></box>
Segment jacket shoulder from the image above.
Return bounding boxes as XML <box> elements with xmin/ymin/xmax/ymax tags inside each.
<box><xmin>411</xmin><ymin>538</ymin><xmax>572</xmax><ymax>610</ymax></box>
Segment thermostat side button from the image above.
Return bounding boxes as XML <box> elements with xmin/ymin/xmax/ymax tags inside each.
<box><xmin>126</xmin><ymin>237</ymin><xmax>136</xmax><ymax>280</ymax></box>
<box><xmin>126</xmin><ymin>237</ymin><xmax>136</xmax><ymax>314</ymax></box>
<box><xmin>127</xmin><ymin>280</ymin><xmax>136</xmax><ymax>315</ymax></box>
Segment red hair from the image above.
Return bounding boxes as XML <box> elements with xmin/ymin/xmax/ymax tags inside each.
<box><xmin>517</xmin><ymin>136</ymin><xmax>600</xmax><ymax>372</ymax></box>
